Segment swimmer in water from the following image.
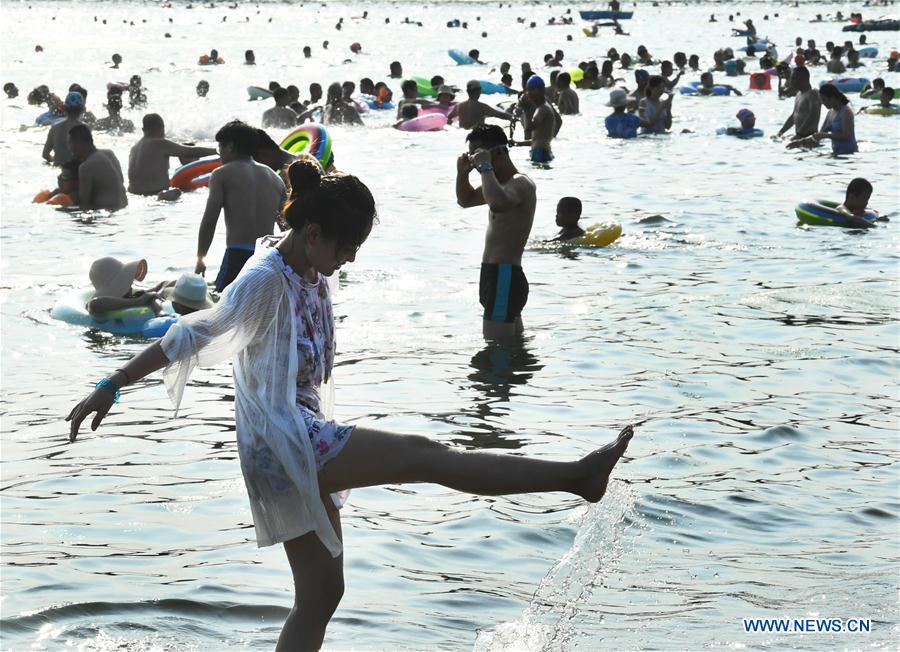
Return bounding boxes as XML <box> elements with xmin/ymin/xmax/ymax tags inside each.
<box><xmin>68</xmin><ymin>124</ymin><xmax>128</xmax><ymax>211</ymax></box>
<box><xmin>93</xmin><ymin>91</ymin><xmax>135</xmax><ymax>134</ymax></box>
<box><xmin>447</xmin><ymin>80</ymin><xmax>513</xmax><ymax>129</ymax></box>
<box><xmin>724</xmin><ymin>108</ymin><xmax>758</xmax><ymax>136</ymax></box>
<box><xmin>395</xmin><ymin>79</ymin><xmax>435</xmax><ymax>119</ymax></box>
<box><xmin>262</xmin><ymin>87</ymin><xmax>300</xmax><ymax>129</ymax></box>
<box><xmin>195</xmin><ymin>121</ymin><xmax>286</xmax><ymax>292</ymax></box>
<box><xmin>389</xmin><ymin>60</ymin><xmax>403</xmax><ymax>78</ymax></box>
<box><xmin>551</xmin><ymin>196</ymin><xmax>586</xmax><ymax>241</ymax></box>
<box><xmin>42</xmin><ymin>91</ymin><xmax>85</xmax><ymax>166</ymax></box>
<box><xmin>127</xmin><ymin>113</ymin><xmax>217</xmax><ymax>200</ymax></box>
<box><xmin>4</xmin><ymin>82</ymin><xmax>19</xmax><ymax>99</ymax></box>
<box><xmin>698</xmin><ymin>72</ymin><xmax>743</xmax><ymax>96</ymax></box>
<box><xmin>835</xmin><ymin>177</ymin><xmax>879</xmax><ymax>228</ymax></box>
<box><xmin>196</xmin><ymin>80</ymin><xmax>210</xmax><ymax>97</ymax></box>
<box><xmin>393</xmin><ymin>103</ymin><xmax>419</xmax><ymax>128</ymax></box>
<box><xmin>244</xmin><ymin>49</ymin><xmax>255</xmax><ymax>65</ymax></box>
<box><xmin>456</xmin><ymin>124</ymin><xmax>537</xmax><ymax>340</ymax></box>
<box><xmin>519</xmin><ymin>75</ymin><xmax>558</xmax><ymax>163</ymax></box>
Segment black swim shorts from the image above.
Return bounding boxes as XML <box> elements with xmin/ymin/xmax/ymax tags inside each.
<box><xmin>479</xmin><ymin>263</ymin><xmax>529</xmax><ymax>323</ymax></box>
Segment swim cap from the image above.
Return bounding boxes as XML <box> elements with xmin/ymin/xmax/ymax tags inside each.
<box><xmin>736</xmin><ymin>108</ymin><xmax>755</xmax><ymax>125</ymax></box>
<box><xmin>64</xmin><ymin>91</ymin><xmax>85</xmax><ymax>108</ymax></box>
<box><xmin>526</xmin><ymin>75</ymin><xmax>545</xmax><ymax>90</ymax></box>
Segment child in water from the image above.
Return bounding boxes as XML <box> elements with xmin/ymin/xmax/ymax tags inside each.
<box><xmin>393</xmin><ymin>103</ymin><xmax>418</xmax><ymax>128</ymax></box>
<box><xmin>552</xmin><ymin>196</ymin><xmax>585</xmax><ymax>241</ymax></box>
<box><xmin>724</xmin><ymin>108</ymin><xmax>760</xmax><ymax>137</ymax></box>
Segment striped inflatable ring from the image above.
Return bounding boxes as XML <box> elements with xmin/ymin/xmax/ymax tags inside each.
<box><xmin>279</xmin><ymin>123</ymin><xmax>333</xmax><ymax>165</ymax></box>
<box><xmin>170</xmin><ymin>155</ymin><xmax>222</xmax><ymax>190</ymax></box>
<box><xmin>795</xmin><ymin>199</ymin><xmax>877</xmax><ymax>227</ymax></box>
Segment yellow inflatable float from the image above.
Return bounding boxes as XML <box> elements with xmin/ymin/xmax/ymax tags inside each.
<box><xmin>571</xmin><ymin>223</ymin><xmax>622</xmax><ymax>247</ymax></box>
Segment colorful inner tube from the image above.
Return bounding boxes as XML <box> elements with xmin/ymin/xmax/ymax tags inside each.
<box><xmin>862</xmin><ymin>104</ymin><xmax>900</xmax><ymax>115</ymax></box>
<box><xmin>51</xmin><ymin>289</ymin><xmax>156</xmax><ymax>335</ymax></box>
<box><xmin>279</xmin><ymin>123</ymin><xmax>333</xmax><ymax>165</ymax></box>
<box><xmin>170</xmin><ymin>155</ymin><xmax>222</xmax><ymax>190</ymax></box>
<box><xmin>822</xmin><ymin>77</ymin><xmax>870</xmax><ymax>93</ymax></box>
<box><xmin>795</xmin><ymin>199</ymin><xmax>878</xmax><ymax>227</ymax></box>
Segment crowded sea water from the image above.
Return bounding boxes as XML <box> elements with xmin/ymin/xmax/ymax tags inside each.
<box><xmin>1</xmin><ymin>0</ymin><xmax>899</xmax><ymax>650</ymax></box>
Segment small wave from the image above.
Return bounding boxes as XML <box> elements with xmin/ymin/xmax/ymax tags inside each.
<box><xmin>1</xmin><ymin>598</ymin><xmax>288</xmax><ymax>635</ymax></box>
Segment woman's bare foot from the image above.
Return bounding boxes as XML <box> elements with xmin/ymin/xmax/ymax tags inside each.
<box><xmin>576</xmin><ymin>425</ymin><xmax>634</xmax><ymax>502</ymax></box>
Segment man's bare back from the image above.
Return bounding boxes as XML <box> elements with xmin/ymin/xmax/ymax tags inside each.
<box><xmin>128</xmin><ymin>137</ymin><xmax>216</xmax><ymax>195</ymax></box>
<box><xmin>450</xmin><ymin>99</ymin><xmax>513</xmax><ymax>130</ymax></box>
<box><xmin>205</xmin><ymin>158</ymin><xmax>286</xmax><ymax>246</ymax></box>
<box><xmin>79</xmin><ymin>149</ymin><xmax>127</xmax><ymax>210</ymax></box>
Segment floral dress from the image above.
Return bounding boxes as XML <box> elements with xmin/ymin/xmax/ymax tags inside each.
<box><xmin>277</xmin><ymin>251</ymin><xmax>354</xmax><ymax>470</ymax></box>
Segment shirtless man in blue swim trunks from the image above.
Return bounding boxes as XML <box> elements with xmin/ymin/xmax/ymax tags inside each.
<box><xmin>195</xmin><ymin>120</ymin><xmax>286</xmax><ymax>292</ymax></box>
<box><xmin>456</xmin><ymin>124</ymin><xmax>537</xmax><ymax>340</ymax></box>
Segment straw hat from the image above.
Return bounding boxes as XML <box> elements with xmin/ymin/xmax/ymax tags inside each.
<box><xmin>162</xmin><ymin>273</ymin><xmax>214</xmax><ymax>311</ymax></box>
<box><xmin>89</xmin><ymin>257</ymin><xmax>147</xmax><ymax>298</ymax></box>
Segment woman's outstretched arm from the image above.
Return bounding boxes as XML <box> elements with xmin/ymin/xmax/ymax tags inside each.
<box><xmin>66</xmin><ymin>341</ymin><xmax>169</xmax><ymax>442</ymax></box>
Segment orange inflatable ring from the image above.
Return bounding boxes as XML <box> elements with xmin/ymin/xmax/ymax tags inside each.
<box><xmin>47</xmin><ymin>193</ymin><xmax>74</xmax><ymax>206</ymax></box>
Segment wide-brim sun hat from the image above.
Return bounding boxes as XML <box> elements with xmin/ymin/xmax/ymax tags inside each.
<box><xmin>89</xmin><ymin>257</ymin><xmax>147</xmax><ymax>298</ymax></box>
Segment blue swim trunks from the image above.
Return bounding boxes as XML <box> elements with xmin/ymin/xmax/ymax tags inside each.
<box><xmin>530</xmin><ymin>146</ymin><xmax>554</xmax><ymax>163</ymax></box>
<box><xmin>215</xmin><ymin>244</ymin><xmax>255</xmax><ymax>292</ymax></box>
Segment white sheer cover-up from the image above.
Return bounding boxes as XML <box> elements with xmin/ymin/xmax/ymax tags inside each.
<box><xmin>160</xmin><ymin>239</ymin><xmax>343</xmax><ymax>558</ymax></box>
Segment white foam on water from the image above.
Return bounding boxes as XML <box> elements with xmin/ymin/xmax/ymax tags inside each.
<box><xmin>474</xmin><ymin>482</ymin><xmax>642</xmax><ymax>652</ymax></box>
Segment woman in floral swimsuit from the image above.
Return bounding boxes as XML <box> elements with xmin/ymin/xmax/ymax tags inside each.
<box><xmin>67</xmin><ymin>157</ymin><xmax>635</xmax><ymax>651</ymax></box>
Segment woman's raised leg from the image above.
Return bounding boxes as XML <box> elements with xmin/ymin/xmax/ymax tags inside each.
<box><xmin>318</xmin><ymin>425</ymin><xmax>633</xmax><ymax>501</ymax></box>
<box><xmin>276</xmin><ymin>497</ymin><xmax>344</xmax><ymax>652</ymax></box>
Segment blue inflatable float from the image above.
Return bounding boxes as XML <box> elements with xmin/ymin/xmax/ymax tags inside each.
<box><xmin>680</xmin><ymin>81</ymin><xmax>730</xmax><ymax>96</ymax></box>
<box><xmin>478</xmin><ymin>80</ymin><xmax>512</xmax><ymax>95</ymax></box>
<box><xmin>448</xmin><ymin>49</ymin><xmax>476</xmax><ymax>65</ymax></box>
<box><xmin>716</xmin><ymin>127</ymin><xmax>764</xmax><ymax>138</ymax></box>
<box><xmin>822</xmin><ymin>77</ymin><xmax>869</xmax><ymax>93</ymax></box>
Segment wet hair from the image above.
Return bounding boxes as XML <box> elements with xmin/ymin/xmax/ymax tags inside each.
<box><xmin>558</xmin><ymin>72</ymin><xmax>571</xmax><ymax>87</ymax></box>
<box><xmin>273</xmin><ymin>87</ymin><xmax>288</xmax><ymax>102</ymax></box>
<box><xmin>846</xmin><ymin>177</ymin><xmax>872</xmax><ymax>198</ymax></box>
<box><xmin>341</xmin><ymin>80</ymin><xmax>355</xmax><ymax>93</ymax></box>
<box><xmin>872</xmin><ymin>77</ymin><xmax>885</xmax><ymax>89</ymax></box>
<box><xmin>268</xmin><ymin>81</ymin><xmax>282</xmax><ymax>92</ymax></box>
<box><xmin>326</xmin><ymin>82</ymin><xmax>342</xmax><ymax>103</ymax></box>
<box><xmin>68</xmin><ymin>123</ymin><xmax>93</xmax><ymax>146</ymax></box>
<box><xmin>647</xmin><ymin>75</ymin><xmax>665</xmax><ymax>90</ymax></box>
<box><xmin>883</xmin><ymin>86</ymin><xmax>895</xmax><ymax>98</ymax></box>
<box><xmin>466</xmin><ymin>123</ymin><xmax>509</xmax><ymax>149</ymax></box>
<box><xmin>792</xmin><ymin>65</ymin><xmax>810</xmax><ymax>83</ymax></box>
<box><xmin>430</xmin><ymin>75</ymin><xmax>444</xmax><ymax>88</ymax></box>
<box><xmin>254</xmin><ymin>128</ymin><xmax>279</xmax><ymax>152</ymax></box>
<box><xmin>818</xmin><ymin>83</ymin><xmax>849</xmax><ymax>105</ymax></box>
<box><xmin>401</xmin><ymin>79</ymin><xmax>418</xmax><ymax>94</ymax></box>
<box><xmin>142</xmin><ymin>113</ymin><xmax>164</xmax><ymax>132</ymax></box>
<box><xmin>401</xmin><ymin>104</ymin><xmax>418</xmax><ymax>119</ymax></box>
<box><xmin>557</xmin><ymin>196</ymin><xmax>582</xmax><ymax>217</ymax></box>
<box><xmin>69</xmin><ymin>84</ymin><xmax>88</xmax><ymax>101</ymax></box>
<box><xmin>390</xmin><ymin>60</ymin><xmax>402</xmax><ymax>72</ymax></box>
<box><xmin>287</xmin><ymin>84</ymin><xmax>300</xmax><ymax>97</ymax></box>
<box><xmin>282</xmin><ymin>159</ymin><xmax>377</xmax><ymax>252</ymax></box>
<box><xmin>215</xmin><ymin>120</ymin><xmax>259</xmax><ymax>155</ymax></box>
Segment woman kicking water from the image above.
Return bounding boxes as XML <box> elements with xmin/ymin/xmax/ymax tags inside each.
<box><xmin>66</xmin><ymin>158</ymin><xmax>634</xmax><ymax>651</ymax></box>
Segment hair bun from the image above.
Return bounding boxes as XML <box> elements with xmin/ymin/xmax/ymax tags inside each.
<box><xmin>288</xmin><ymin>158</ymin><xmax>323</xmax><ymax>196</ymax></box>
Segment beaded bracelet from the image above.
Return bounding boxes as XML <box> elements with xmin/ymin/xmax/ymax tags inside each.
<box><xmin>95</xmin><ymin>378</ymin><xmax>121</xmax><ymax>403</ymax></box>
